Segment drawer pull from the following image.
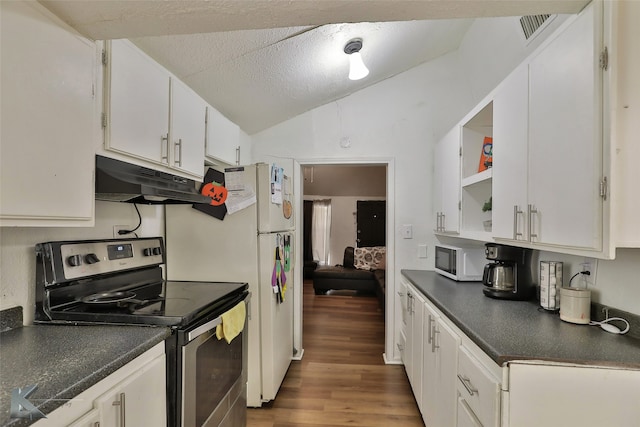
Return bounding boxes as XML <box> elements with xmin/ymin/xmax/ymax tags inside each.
<box><xmin>458</xmin><ymin>374</ymin><xmax>478</xmax><ymax>396</ymax></box>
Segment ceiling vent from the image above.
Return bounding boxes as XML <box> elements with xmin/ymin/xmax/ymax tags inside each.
<box><xmin>519</xmin><ymin>14</ymin><xmax>552</xmax><ymax>40</ymax></box>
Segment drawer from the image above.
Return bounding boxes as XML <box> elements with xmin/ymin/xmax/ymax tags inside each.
<box><xmin>457</xmin><ymin>346</ymin><xmax>501</xmax><ymax>427</ymax></box>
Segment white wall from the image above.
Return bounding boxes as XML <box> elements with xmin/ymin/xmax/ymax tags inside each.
<box><xmin>0</xmin><ymin>202</ymin><xmax>164</xmax><ymax>324</ymax></box>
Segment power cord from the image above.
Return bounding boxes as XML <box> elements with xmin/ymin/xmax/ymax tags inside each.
<box><xmin>568</xmin><ymin>270</ymin><xmax>591</xmax><ymax>287</ymax></box>
<box><xmin>118</xmin><ymin>204</ymin><xmax>142</xmax><ymax>238</ymax></box>
<box><xmin>589</xmin><ymin>317</ymin><xmax>630</xmax><ymax>335</ymax></box>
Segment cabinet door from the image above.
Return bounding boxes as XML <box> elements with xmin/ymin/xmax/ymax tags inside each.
<box><xmin>406</xmin><ymin>286</ymin><xmax>425</xmax><ymax>410</ymax></box>
<box><xmin>434</xmin><ymin>319</ymin><xmax>460</xmax><ymax>427</ymax></box>
<box><xmin>506</xmin><ymin>362</ymin><xmax>640</xmax><ymax>427</ymax></box>
<box><xmin>206</xmin><ymin>106</ymin><xmax>240</xmax><ymax>165</ymax></box>
<box><xmin>97</xmin><ymin>353</ymin><xmax>167</xmax><ymax>427</ymax></box>
<box><xmin>170</xmin><ymin>78</ymin><xmax>206</xmax><ymax>179</ymax></box>
<box><xmin>107</xmin><ymin>40</ymin><xmax>170</xmax><ymax>166</ymax></box>
<box><xmin>528</xmin><ymin>3</ymin><xmax>602</xmax><ymax>250</ymax></box>
<box><xmin>492</xmin><ymin>65</ymin><xmax>529</xmax><ymax>241</ymax></box>
<box><xmin>423</xmin><ymin>303</ymin><xmax>460</xmax><ymax>427</ymax></box>
<box><xmin>422</xmin><ymin>304</ymin><xmax>439</xmax><ymax>424</ymax></box>
<box><xmin>434</xmin><ymin>126</ymin><xmax>461</xmax><ymax>233</ymax></box>
<box><xmin>0</xmin><ymin>1</ymin><xmax>95</xmax><ymax>226</ymax></box>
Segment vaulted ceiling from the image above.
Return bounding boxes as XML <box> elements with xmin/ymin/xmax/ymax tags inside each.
<box><xmin>41</xmin><ymin>0</ymin><xmax>590</xmax><ymax>134</ymax></box>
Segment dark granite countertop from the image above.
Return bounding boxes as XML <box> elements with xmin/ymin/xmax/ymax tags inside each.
<box><xmin>402</xmin><ymin>270</ymin><xmax>640</xmax><ymax>369</ymax></box>
<box><xmin>0</xmin><ymin>324</ymin><xmax>171</xmax><ymax>427</ymax></box>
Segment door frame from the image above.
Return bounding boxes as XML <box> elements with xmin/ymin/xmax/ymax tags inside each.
<box><xmin>293</xmin><ymin>157</ymin><xmax>396</xmax><ymax>363</ymax></box>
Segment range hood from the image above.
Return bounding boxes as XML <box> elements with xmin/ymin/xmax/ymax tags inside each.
<box><xmin>95</xmin><ymin>155</ymin><xmax>212</xmax><ymax>205</ymax></box>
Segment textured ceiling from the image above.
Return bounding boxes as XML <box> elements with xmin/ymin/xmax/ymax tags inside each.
<box><xmin>40</xmin><ymin>0</ymin><xmax>590</xmax><ymax>134</ymax></box>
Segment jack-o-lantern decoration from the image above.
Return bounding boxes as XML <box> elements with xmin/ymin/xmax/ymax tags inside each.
<box><xmin>201</xmin><ymin>181</ymin><xmax>228</xmax><ymax>206</ymax></box>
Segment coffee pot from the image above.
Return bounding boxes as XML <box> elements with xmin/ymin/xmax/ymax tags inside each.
<box><xmin>482</xmin><ymin>243</ymin><xmax>534</xmax><ymax>300</ymax></box>
<box><xmin>483</xmin><ymin>263</ymin><xmax>515</xmax><ymax>291</ymax></box>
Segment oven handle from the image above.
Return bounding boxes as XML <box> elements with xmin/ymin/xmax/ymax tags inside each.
<box><xmin>186</xmin><ymin>294</ymin><xmax>250</xmax><ymax>343</ymax></box>
<box><xmin>187</xmin><ymin>316</ymin><xmax>222</xmax><ymax>343</ymax></box>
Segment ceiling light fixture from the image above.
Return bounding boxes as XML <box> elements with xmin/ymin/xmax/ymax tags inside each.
<box><xmin>344</xmin><ymin>39</ymin><xmax>369</xmax><ymax>81</ymax></box>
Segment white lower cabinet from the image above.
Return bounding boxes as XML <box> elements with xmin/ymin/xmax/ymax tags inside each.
<box><xmin>503</xmin><ymin>361</ymin><xmax>640</xmax><ymax>427</ymax></box>
<box><xmin>95</xmin><ymin>351</ymin><xmax>166</xmax><ymax>426</ymax></box>
<box><xmin>34</xmin><ymin>343</ymin><xmax>166</xmax><ymax>427</ymax></box>
<box><xmin>422</xmin><ymin>302</ymin><xmax>460</xmax><ymax>427</ymax></box>
<box><xmin>404</xmin><ymin>284</ymin><xmax>425</xmax><ymax>410</ymax></box>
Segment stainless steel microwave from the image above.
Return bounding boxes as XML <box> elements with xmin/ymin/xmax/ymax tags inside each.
<box><xmin>434</xmin><ymin>244</ymin><xmax>485</xmax><ymax>281</ymax></box>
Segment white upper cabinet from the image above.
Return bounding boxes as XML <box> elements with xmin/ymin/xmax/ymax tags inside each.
<box><xmin>0</xmin><ymin>1</ymin><xmax>96</xmax><ymax>226</ymax></box>
<box><xmin>527</xmin><ymin>2</ymin><xmax>602</xmax><ymax>251</ymax></box>
<box><xmin>492</xmin><ymin>65</ymin><xmax>530</xmax><ymax>241</ymax></box>
<box><xmin>104</xmin><ymin>40</ymin><xmax>205</xmax><ymax>180</ymax></box>
<box><xmin>171</xmin><ymin>78</ymin><xmax>207</xmax><ymax>176</ymax></box>
<box><xmin>206</xmin><ymin>106</ymin><xmax>240</xmax><ymax>166</ymax></box>
<box><xmin>106</xmin><ymin>39</ymin><xmax>170</xmax><ymax>168</ymax></box>
<box><xmin>434</xmin><ymin>126</ymin><xmax>461</xmax><ymax>234</ymax></box>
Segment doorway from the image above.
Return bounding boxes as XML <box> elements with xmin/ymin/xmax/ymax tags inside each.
<box><xmin>297</xmin><ymin>160</ymin><xmax>396</xmax><ymax>362</ymax></box>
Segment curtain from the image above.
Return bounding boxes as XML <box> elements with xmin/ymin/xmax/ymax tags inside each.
<box><xmin>311</xmin><ymin>199</ymin><xmax>332</xmax><ymax>266</ymax></box>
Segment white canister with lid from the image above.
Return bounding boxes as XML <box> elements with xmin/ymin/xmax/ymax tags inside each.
<box><xmin>559</xmin><ymin>287</ymin><xmax>591</xmax><ymax>324</ymax></box>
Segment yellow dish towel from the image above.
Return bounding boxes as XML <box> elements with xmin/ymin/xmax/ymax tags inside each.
<box><xmin>215</xmin><ymin>301</ymin><xmax>246</xmax><ymax>344</ymax></box>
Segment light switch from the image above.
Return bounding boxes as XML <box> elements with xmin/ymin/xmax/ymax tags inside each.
<box><xmin>418</xmin><ymin>244</ymin><xmax>428</xmax><ymax>258</ymax></box>
<box><xmin>401</xmin><ymin>224</ymin><xmax>413</xmax><ymax>239</ymax></box>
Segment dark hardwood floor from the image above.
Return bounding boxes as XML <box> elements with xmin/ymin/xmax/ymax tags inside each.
<box><xmin>247</xmin><ymin>280</ymin><xmax>423</xmax><ymax>427</ymax></box>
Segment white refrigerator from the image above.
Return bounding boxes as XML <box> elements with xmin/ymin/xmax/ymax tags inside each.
<box><xmin>164</xmin><ymin>162</ymin><xmax>295</xmax><ymax>407</ymax></box>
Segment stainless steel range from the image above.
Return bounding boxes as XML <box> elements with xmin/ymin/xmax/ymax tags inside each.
<box><xmin>34</xmin><ymin>237</ymin><xmax>249</xmax><ymax>427</ymax></box>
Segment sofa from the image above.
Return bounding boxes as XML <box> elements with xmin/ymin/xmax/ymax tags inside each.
<box><xmin>312</xmin><ymin>246</ymin><xmax>385</xmax><ymax>308</ymax></box>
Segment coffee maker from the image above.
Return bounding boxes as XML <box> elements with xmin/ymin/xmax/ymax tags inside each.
<box><xmin>482</xmin><ymin>243</ymin><xmax>534</xmax><ymax>300</ymax></box>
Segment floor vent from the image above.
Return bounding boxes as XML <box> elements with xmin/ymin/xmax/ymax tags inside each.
<box><xmin>519</xmin><ymin>14</ymin><xmax>552</xmax><ymax>40</ymax></box>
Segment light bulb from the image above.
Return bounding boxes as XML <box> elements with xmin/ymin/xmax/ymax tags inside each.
<box><xmin>348</xmin><ymin>51</ymin><xmax>369</xmax><ymax>80</ymax></box>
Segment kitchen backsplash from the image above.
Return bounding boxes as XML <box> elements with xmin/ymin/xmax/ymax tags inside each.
<box><xmin>0</xmin><ymin>201</ymin><xmax>164</xmax><ymax>325</ymax></box>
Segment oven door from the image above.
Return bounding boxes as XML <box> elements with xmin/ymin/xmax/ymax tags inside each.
<box><xmin>181</xmin><ymin>301</ymin><xmax>248</xmax><ymax>427</ymax></box>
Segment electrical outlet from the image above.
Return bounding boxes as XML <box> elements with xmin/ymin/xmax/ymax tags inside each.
<box><xmin>580</xmin><ymin>257</ymin><xmax>598</xmax><ymax>287</ymax></box>
<box><xmin>113</xmin><ymin>225</ymin><xmax>132</xmax><ymax>238</ymax></box>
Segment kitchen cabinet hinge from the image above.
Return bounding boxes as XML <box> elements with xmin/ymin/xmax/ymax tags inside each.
<box><xmin>599</xmin><ymin>47</ymin><xmax>608</xmax><ymax>71</ymax></box>
<box><xmin>101</xmin><ymin>49</ymin><xmax>108</xmax><ymax>66</ymax></box>
<box><xmin>600</xmin><ymin>177</ymin><xmax>608</xmax><ymax>200</ymax></box>
<box><xmin>101</xmin><ymin>113</ymin><xmax>107</xmax><ymax>129</ymax></box>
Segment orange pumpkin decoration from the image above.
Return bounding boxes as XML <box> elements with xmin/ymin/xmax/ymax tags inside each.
<box><xmin>201</xmin><ymin>181</ymin><xmax>228</xmax><ymax>206</ymax></box>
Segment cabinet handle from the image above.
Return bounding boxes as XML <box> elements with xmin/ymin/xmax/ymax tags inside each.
<box><xmin>427</xmin><ymin>315</ymin><xmax>434</xmax><ymax>344</ymax></box>
<box><xmin>93</xmin><ymin>423</ymin><xmax>100</xmax><ymax>427</ymax></box>
<box><xmin>397</xmin><ymin>343</ymin><xmax>404</xmax><ymax>352</ymax></box>
<box><xmin>441</xmin><ymin>213</ymin><xmax>446</xmax><ymax>232</ymax></box>
<box><xmin>513</xmin><ymin>205</ymin><xmax>524</xmax><ymax>239</ymax></box>
<box><xmin>457</xmin><ymin>374</ymin><xmax>478</xmax><ymax>396</ymax></box>
<box><xmin>408</xmin><ymin>293</ymin><xmax>413</xmax><ymax>314</ymax></box>
<box><xmin>174</xmin><ymin>138</ymin><xmax>183</xmax><ymax>167</ymax></box>
<box><xmin>112</xmin><ymin>392</ymin><xmax>126</xmax><ymax>426</ymax></box>
<box><xmin>235</xmin><ymin>146</ymin><xmax>240</xmax><ymax>166</ymax></box>
<box><xmin>528</xmin><ymin>204</ymin><xmax>538</xmax><ymax>241</ymax></box>
<box><xmin>161</xmin><ymin>134</ymin><xmax>169</xmax><ymax>163</ymax></box>
<box><xmin>431</xmin><ymin>326</ymin><xmax>439</xmax><ymax>352</ymax></box>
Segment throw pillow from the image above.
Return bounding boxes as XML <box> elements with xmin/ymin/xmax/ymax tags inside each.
<box><xmin>354</xmin><ymin>246</ymin><xmax>386</xmax><ymax>271</ymax></box>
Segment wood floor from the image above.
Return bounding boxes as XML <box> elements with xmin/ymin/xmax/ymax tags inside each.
<box><xmin>247</xmin><ymin>281</ymin><xmax>423</xmax><ymax>427</ymax></box>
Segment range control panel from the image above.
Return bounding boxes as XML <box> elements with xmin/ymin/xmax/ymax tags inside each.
<box><xmin>58</xmin><ymin>238</ymin><xmax>164</xmax><ymax>280</ymax></box>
